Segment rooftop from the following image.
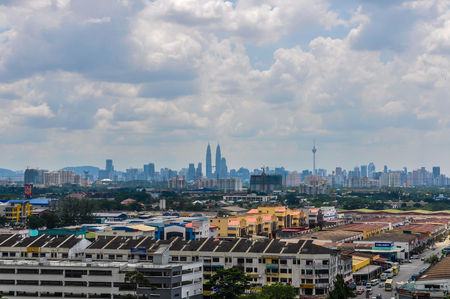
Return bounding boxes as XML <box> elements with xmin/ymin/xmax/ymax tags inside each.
<box><xmin>356</xmin><ymin>217</ymin><xmax>406</xmax><ymax>224</ymax></box>
<box><xmin>392</xmin><ymin>224</ymin><xmax>440</xmax><ymax>233</ymax></box>
<box><xmin>287</xmin><ymin>230</ymin><xmax>363</xmax><ymax>242</ymax></box>
<box><xmin>417</xmin><ymin>257</ymin><xmax>450</xmax><ymax>281</ymax></box>
<box><xmin>329</xmin><ymin>223</ymin><xmax>387</xmax><ymax>231</ymax></box>
<box><xmin>359</xmin><ymin>232</ymin><xmax>419</xmax><ymax>242</ymax></box>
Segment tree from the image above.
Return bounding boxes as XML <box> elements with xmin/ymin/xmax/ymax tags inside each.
<box><xmin>53</xmin><ymin>197</ymin><xmax>97</xmax><ymax>226</ymax></box>
<box><xmin>41</xmin><ymin>212</ymin><xmax>60</xmax><ymax>229</ymax></box>
<box><xmin>260</xmin><ymin>281</ymin><xmax>296</xmax><ymax>299</ymax></box>
<box><xmin>206</xmin><ymin>268</ymin><xmax>252</xmax><ymax>299</ymax></box>
<box><xmin>328</xmin><ymin>274</ymin><xmax>355</xmax><ymax>299</ymax></box>
<box><xmin>424</xmin><ymin>255</ymin><xmax>439</xmax><ymax>264</ymax></box>
<box><xmin>26</xmin><ymin>215</ymin><xmax>45</xmax><ymax>230</ymax></box>
<box><xmin>124</xmin><ymin>271</ymin><xmax>153</xmax><ymax>298</ymax></box>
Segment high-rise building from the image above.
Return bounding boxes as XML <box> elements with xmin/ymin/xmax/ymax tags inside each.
<box><xmin>215</xmin><ymin>143</ymin><xmax>221</xmax><ymax>179</ymax></box>
<box><xmin>335</xmin><ymin>167</ymin><xmax>342</xmax><ymax>177</ymax></box>
<box><xmin>361</xmin><ymin>165</ymin><xmax>367</xmax><ymax>178</ymax></box>
<box><xmin>383</xmin><ymin>165</ymin><xmax>388</xmax><ymax>173</ymax></box>
<box><xmin>99</xmin><ymin>159</ymin><xmax>114</xmax><ymax>180</ymax></box>
<box><xmin>24</xmin><ymin>169</ymin><xmax>38</xmax><ymax>184</ymax></box>
<box><xmin>196</xmin><ymin>163</ymin><xmax>202</xmax><ymax>180</ymax></box>
<box><xmin>188</xmin><ymin>164</ymin><xmax>195</xmax><ymax>181</ymax></box>
<box><xmin>353</xmin><ymin>166</ymin><xmax>361</xmax><ymax>178</ymax></box>
<box><xmin>144</xmin><ymin>163</ymin><xmax>155</xmax><ymax>180</ymax></box>
<box><xmin>220</xmin><ymin>157</ymin><xmax>228</xmax><ymax>178</ymax></box>
<box><xmin>312</xmin><ymin>140</ymin><xmax>317</xmax><ymax>175</ymax></box>
<box><xmin>206</xmin><ymin>143</ymin><xmax>212</xmax><ymax>179</ymax></box>
<box><xmin>433</xmin><ymin>166</ymin><xmax>440</xmax><ymax>178</ymax></box>
<box><xmin>403</xmin><ymin>167</ymin><xmax>407</xmax><ymax>175</ymax></box>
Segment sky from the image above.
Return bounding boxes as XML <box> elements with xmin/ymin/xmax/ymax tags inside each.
<box><xmin>1</xmin><ymin>0</ymin><xmax>450</xmax><ymax>174</ymax></box>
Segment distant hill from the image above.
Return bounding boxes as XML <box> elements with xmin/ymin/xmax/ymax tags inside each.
<box><xmin>60</xmin><ymin>166</ymin><xmax>100</xmax><ymax>176</ymax></box>
<box><xmin>0</xmin><ymin>168</ymin><xmax>22</xmax><ymax>177</ymax></box>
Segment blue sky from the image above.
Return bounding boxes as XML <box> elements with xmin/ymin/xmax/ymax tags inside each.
<box><xmin>0</xmin><ymin>0</ymin><xmax>450</xmax><ymax>174</ymax></box>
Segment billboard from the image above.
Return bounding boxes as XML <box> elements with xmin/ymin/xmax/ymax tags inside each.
<box><xmin>24</xmin><ymin>184</ymin><xmax>33</xmax><ymax>197</ymax></box>
<box><xmin>375</xmin><ymin>242</ymin><xmax>393</xmax><ymax>248</ymax></box>
<box><xmin>130</xmin><ymin>248</ymin><xmax>147</xmax><ymax>255</ymax></box>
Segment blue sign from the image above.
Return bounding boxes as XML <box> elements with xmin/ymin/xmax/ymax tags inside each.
<box><xmin>375</xmin><ymin>242</ymin><xmax>393</xmax><ymax>248</ymax></box>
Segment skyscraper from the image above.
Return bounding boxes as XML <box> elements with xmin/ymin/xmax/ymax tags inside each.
<box><xmin>206</xmin><ymin>143</ymin><xmax>212</xmax><ymax>179</ymax></box>
<box><xmin>106</xmin><ymin>159</ymin><xmax>114</xmax><ymax>173</ymax></box>
<box><xmin>99</xmin><ymin>159</ymin><xmax>114</xmax><ymax>180</ymax></box>
<box><xmin>368</xmin><ymin>163</ymin><xmax>375</xmax><ymax>179</ymax></box>
<box><xmin>188</xmin><ymin>163</ymin><xmax>195</xmax><ymax>181</ymax></box>
<box><xmin>221</xmin><ymin>157</ymin><xmax>228</xmax><ymax>178</ymax></box>
<box><xmin>433</xmin><ymin>166</ymin><xmax>440</xmax><ymax>178</ymax></box>
<box><xmin>312</xmin><ymin>140</ymin><xmax>317</xmax><ymax>175</ymax></box>
<box><xmin>144</xmin><ymin>163</ymin><xmax>155</xmax><ymax>180</ymax></box>
<box><xmin>197</xmin><ymin>163</ymin><xmax>202</xmax><ymax>180</ymax></box>
<box><xmin>383</xmin><ymin>165</ymin><xmax>388</xmax><ymax>173</ymax></box>
<box><xmin>215</xmin><ymin>143</ymin><xmax>221</xmax><ymax>179</ymax></box>
<box><xmin>361</xmin><ymin>165</ymin><xmax>367</xmax><ymax>178</ymax></box>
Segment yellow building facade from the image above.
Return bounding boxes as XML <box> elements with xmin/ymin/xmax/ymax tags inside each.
<box><xmin>210</xmin><ymin>206</ymin><xmax>307</xmax><ymax>238</ymax></box>
<box><xmin>1</xmin><ymin>201</ymin><xmax>33</xmax><ymax>223</ymax></box>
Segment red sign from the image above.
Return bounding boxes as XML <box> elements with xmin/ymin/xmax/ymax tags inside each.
<box><xmin>24</xmin><ymin>184</ymin><xmax>33</xmax><ymax>197</ymax></box>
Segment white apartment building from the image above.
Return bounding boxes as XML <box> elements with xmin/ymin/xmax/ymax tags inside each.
<box><xmin>380</xmin><ymin>172</ymin><xmax>402</xmax><ymax>187</ymax></box>
<box><xmin>218</xmin><ymin>177</ymin><xmax>243</xmax><ymax>191</ymax></box>
<box><xmin>0</xmin><ymin>246</ymin><xmax>203</xmax><ymax>299</ymax></box>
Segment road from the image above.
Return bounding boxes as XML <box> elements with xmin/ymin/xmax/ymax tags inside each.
<box><xmin>354</xmin><ymin>237</ymin><xmax>450</xmax><ymax>299</ymax></box>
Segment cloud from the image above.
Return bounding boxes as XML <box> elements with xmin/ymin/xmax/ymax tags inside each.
<box><xmin>82</xmin><ymin>17</ymin><xmax>111</xmax><ymax>25</ymax></box>
<box><xmin>0</xmin><ymin>0</ymin><xmax>449</xmax><ymax>172</ymax></box>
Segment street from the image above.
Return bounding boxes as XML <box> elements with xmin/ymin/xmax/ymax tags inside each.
<box><xmin>354</xmin><ymin>237</ymin><xmax>450</xmax><ymax>299</ymax></box>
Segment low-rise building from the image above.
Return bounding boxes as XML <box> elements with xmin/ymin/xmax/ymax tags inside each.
<box><xmin>325</xmin><ymin>223</ymin><xmax>387</xmax><ymax>238</ymax></box>
<box><xmin>352</xmin><ymin>232</ymin><xmax>419</xmax><ymax>259</ymax></box>
<box><xmin>222</xmin><ymin>193</ymin><xmax>277</xmax><ymax>202</ymax></box>
<box><xmin>85</xmin><ymin>236</ymin><xmax>344</xmax><ymax>298</ymax></box>
<box><xmin>0</xmin><ymin>245</ymin><xmax>203</xmax><ymax>299</ymax></box>
<box><xmin>0</xmin><ymin>200</ymin><xmax>33</xmax><ymax>223</ymax></box>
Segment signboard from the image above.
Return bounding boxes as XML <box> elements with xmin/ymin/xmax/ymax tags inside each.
<box><xmin>27</xmin><ymin>247</ymin><xmax>39</xmax><ymax>253</ymax></box>
<box><xmin>130</xmin><ymin>248</ymin><xmax>147</xmax><ymax>255</ymax></box>
<box><xmin>375</xmin><ymin>242</ymin><xmax>394</xmax><ymax>248</ymax></box>
<box><xmin>24</xmin><ymin>184</ymin><xmax>33</xmax><ymax>197</ymax></box>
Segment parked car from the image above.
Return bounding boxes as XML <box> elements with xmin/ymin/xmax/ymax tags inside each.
<box><xmin>379</xmin><ymin>283</ymin><xmax>384</xmax><ymax>288</ymax></box>
<box><xmin>421</xmin><ymin>257</ymin><xmax>425</xmax><ymax>261</ymax></box>
<box><xmin>411</xmin><ymin>255</ymin><xmax>420</xmax><ymax>259</ymax></box>
<box><xmin>371</xmin><ymin>279</ymin><xmax>379</xmax><ymax>286</ymax></box>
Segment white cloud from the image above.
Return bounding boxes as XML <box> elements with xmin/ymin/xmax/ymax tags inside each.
<box><xmin>82</xmin><ymin>17</ymin><xmax>111</xmax><ymax>25</ymax></box>
<box><xmin>12</xmin><ymin>102</ymin><xmax>55</xmax><ymax>118</ymax></box>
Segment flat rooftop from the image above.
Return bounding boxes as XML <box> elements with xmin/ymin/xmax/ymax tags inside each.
<box><xmin>392</xmin><ymin>224</ymin><xmax>440</xmax><ymax>233</ymax></box>
<box><xmin>357</xmin><ymin>232</ymin><xmax>419</xmax><ymax>242</ymax></box>
<box><xmin>417</xmin><ymin>257</ymin><xmax>450</xmax><ymax>281</ymax></box>
<box><xmin>330</xmin><ymin>223</ymin><xmax>387</xmax><ymax>231</ymax></box>
<box><xmin>0</xmin><ymin>259</ymin><xmax>198</xmax><ymax>270</ymax></box>
<box><xmin>356</xmin><ymin>217</ymin><xmax>406</xmax><ymax>224</ymax></box>
<box><xmin>288</xmin><ymin>230</ymin><xmax>363</xmax><ymax>242</ymax></box>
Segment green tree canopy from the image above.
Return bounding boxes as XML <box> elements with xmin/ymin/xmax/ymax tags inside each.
<box><xmin>124</xmin><ymin>271</ymin><xmax>152</xmax><ymax>298</ymax></box>
<box><xmin>26</xmin><ymin>215</ymin><xmax>45</xmax><ymax>230</ymax></box>
<box><xmin>260</xmin><ymin>281</ymin><xmax>296</xmax><ymax>299</ymax></box>
<box><xmin>328</xmin><ymin>274</ymin><xmax>355</xmax><ymax>299</ymax></box>
<box><xmin>206</xmin><ymin>268</ymin><xmax>252</xmax><ymax>299</ymax></box>
<box><xmin>424</xmin><ymin>255</ymin><xmax>439</xmax><ymax>264</ymax></box>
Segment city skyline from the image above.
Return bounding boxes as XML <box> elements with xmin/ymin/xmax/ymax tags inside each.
<box><xmin>1</xmin><ymin>1</ymin><xmax>450</xmax><ymax>174</ymax></box>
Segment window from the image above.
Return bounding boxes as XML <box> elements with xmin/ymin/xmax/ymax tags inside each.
<box><xmin>254</xmin><ymin>268</ymin><xmax>258</xmax><ymax>272</ymax></box>
<box><xmin>280</xmin><ymin>259</ymin><xmax>287</xmax><ymax>264</ymax></box>
<box><xmin>237</xmin><ymin>258</ymin><xmax>245</xmax><ymax>264</ymax></box>
<box><xmin>280</xmin><ymin>269</ymin><xmax>288</xmax><ymax>273</ymax></box>
<box><xmin>322</xmin><ymin>260</ymin><xmax>329</xmax><ymax>265</ymax></box>
<box><xmin>272</xmin><ymin>259</ymin><xmax>278</xmax><ymax>264</ymax></box>
<box><xmin>89</xmin><ymin>270</ymin><xmax>112</xmax><ymax>276</ymax></box>
<box><xmin>41</xmin><ymin>269</ymin><xmax>63</xmax><ymax>275</ymax></box>
<box><xmin>267</xmin><ymin>277</ymin><xmax>270</xmax><ymax>282</ymax></box>
<box><xmin>172</xmin><ymin>256</ymin><xmax>179</xmax><ymax>261</ymax></box>
<box><xmin>65</xmin><ymin>270</ymin><xmax>87</xmax><ymax>278</ymax></box>
<box><xmin>213</xmin><ymin>258</ymin><xmax>220</xmax><ymax>262</ymax></box>
<box><xmin>246</xmin><ymin>268</ymin><xmax>253</xmax><ymax>273</ymax></box>
<box><xmin>41</xmin><ymin>281</ymin><xmax>63</xmax><ymax>286</ymax></box>
<box><xmin>306</xmin><ymin>260</ymin><xmax>313</xmax><ymax>265</ymax></box>
<box><xmin>288</xmin><ymin>269</ymin><xmax>292</xmax><ymax>274</ymax></box>
<box><xmin>180</xmin><ymin>257</ymin><xmax>187</xmax><ymax>261</ymax></box>
<box><xmin>272</xmin><ymin>278</ymin><xmax>278</xmax><ymax>282</ymax></box>
<box><xmin>246</xmin><ymin>258</ymin><xmax>253</xmax><ymax>263</ymax></box>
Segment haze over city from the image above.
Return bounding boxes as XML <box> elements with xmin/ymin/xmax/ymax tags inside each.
<box><xmin>1</xmin><ymin>1</ymin><xmax>450</xmax><ymax>173</ymax></box>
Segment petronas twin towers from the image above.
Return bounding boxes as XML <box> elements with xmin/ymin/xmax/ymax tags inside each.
<box><xmin>206</xmin><ymin>143</ymin><xmax>227</xmax><ymax>179</ymax></box>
